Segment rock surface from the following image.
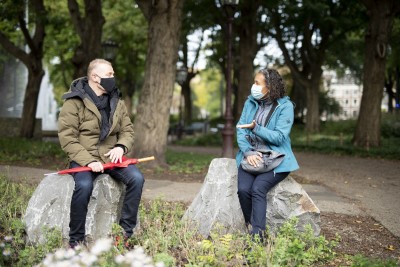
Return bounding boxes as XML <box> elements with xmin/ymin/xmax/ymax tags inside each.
<box><xmin>182</xmin><ymin>158</ymin><xmax>247</xmax><ymax>236</ymax></box>
<box><xmin>183</xmin><ymin>158</ymin><xmax>320</xmax><ymax>237</ymax></box>
<box><xmin>24</xmin><ymin>174</ymin><xmax>125</xmax><ymax>244</ymax></box>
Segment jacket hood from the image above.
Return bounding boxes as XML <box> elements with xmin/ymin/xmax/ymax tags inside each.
<box><xmin>62</xmin><ymin>77</ymin><xmax>88</xmax><ymax>100</ymax></box>
<box><xmin>62</xmin><ymin>77</ymin><xmax>122</xmax><ymax>100</ymax></box>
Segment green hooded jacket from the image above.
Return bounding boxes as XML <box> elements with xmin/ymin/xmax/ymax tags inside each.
<box><xmin>58</xmin><ymin>77</ymin><xmax>134</xmax><ymax>166</ymax></box>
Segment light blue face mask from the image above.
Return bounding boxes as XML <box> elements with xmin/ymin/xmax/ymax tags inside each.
<box><xmin>251</xmin><ymin>84</ymin><xmax>265</xmax><ymax>100</ymax></box>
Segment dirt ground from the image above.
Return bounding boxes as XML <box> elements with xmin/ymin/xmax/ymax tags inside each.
<box><xmin>2</xmin><ymin>145</ymin><xmax>400</xmax><ymax>263</ymax></box>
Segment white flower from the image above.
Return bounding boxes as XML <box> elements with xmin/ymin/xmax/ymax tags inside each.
<box><xmin>90</xmin><ymin>238</ymin><xmax>112</xmax><ymax>256</ymax></box>
<box><xmin>54</xmin><ymin>249</ymin><xmax>67</xmax><ymax>260</ymax></box>
<box><xmin>0</xmin><ymin>242</ymin><xmax>5</xmax><ymax>248</ymax></box>
<box><xmin>2</xmin><ymin>249</ymin><xmax>11</xmax><ymax>256</ymax></box>
<box><xmin>64</xmin><ymin>248</ymin><xmax>77</xmax><ymax>259</ymax></box>
<box><xmin>80</xmin><ymin>251</ymin><xmax>98</xmax><ymax>266</ymax></box>
<box><xmin>115</xmin><ymin>254</ymin><xmax>126</xmax><ymax>264</ymax></box>
<box><xmin>4</xmin><ymin>236</ymin><xmax>13</xmax><ymax>242</ymax></box>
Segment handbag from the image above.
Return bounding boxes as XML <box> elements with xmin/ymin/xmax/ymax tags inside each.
<box><xmin>240</xmin><ymin>148</ymin><xmax>285</xmax><ymax>174</ymax></box>
<box><xmin>240</xmin><ymin>100</ymin><xmax>285</xmax><ymax>174</ymax></box>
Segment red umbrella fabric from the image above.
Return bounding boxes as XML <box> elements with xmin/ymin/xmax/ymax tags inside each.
<box><xmin>45</xmin><ymin>156</ymin><xmax>154</xmax><ymax>175</ymax></box>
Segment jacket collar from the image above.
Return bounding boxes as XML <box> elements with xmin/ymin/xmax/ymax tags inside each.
<box><xmin>247</xmin><ymin>95</ymin><xmax>289</xmax><ymax>106</ymax></box>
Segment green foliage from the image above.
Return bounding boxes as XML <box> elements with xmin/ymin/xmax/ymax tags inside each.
<box><xmin>191</xmin><ymin>68</ymin><xmax>224</xmax><ymax>119</ymax></box>
<box><xmin>381</xmin><ymin>114</ymin><xmax>400</xmax><ymax>138</ymax></box>
<box><xmin>44</xmin><ymin>0</ymin><xmax>79</xmax><ymax>103</ymax></box>
<box><xmin>271</xmin><ymin>218</ymin><xmax>338</xmax><ymax>266</ymax></box>
<box><xmin>350</xmin><ymin>254</ymin><xmax>399</xmax><ymax>267</ymax></box>
<box><xmin>173</xmin><ymin>133</ymin><xmax>223</xmax><ymax>147</ymax></box>
<box><xmin>165</xmin><ymin>149</ymin><xmax>214</xmax><ymax>174</ymax></box>
<box><xmin>0</xmin><ymin>137</ymin><xmax>66</xmax><ymax>167</ymax></box>
<box><xmin>0</xmin><ymin>179</ymin><xmax>395</xmax><ymax>266</ymax></box>
<box><xmin>0</xmin><ymin>175</ymin><xmax>62</xmax><ymax>266</ymax></box>
<box><xmin>291</xmin><ymin>119</ymin><xmax>400</xmax><ymax>160</ymax></box>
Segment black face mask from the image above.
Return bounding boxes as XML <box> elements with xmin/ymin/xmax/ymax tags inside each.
<box><xmin>99</xmin><ymin>77</ymin><xmax>116</xmax><ymax>93</ymax></box>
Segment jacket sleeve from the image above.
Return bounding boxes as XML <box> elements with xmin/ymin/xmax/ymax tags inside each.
<box><xmin>252</xmin><ymin>101</ymin><xmax>294</xmax><ymax>146</ymax></box>
<box><xmin>58</xmin><ymin>99</ymin><xmax>96</xmax><ymax>166</ymax></box>
<box><xmin>236</xmin><ymin>100</ymin><xmax>253</xmax><ymax>154</ymax></box>
<box><xmin>115</xmin><ymin>101</ymin><xmax>134</xmax><ymax>154</ymax></box>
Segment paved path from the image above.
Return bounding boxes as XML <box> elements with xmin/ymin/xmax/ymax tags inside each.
<box><xmin>1</xmin><ymin>147</ymin><xmax>399</xmax><ymax>238</ymax></box>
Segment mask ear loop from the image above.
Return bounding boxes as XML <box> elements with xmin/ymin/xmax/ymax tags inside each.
<box><xmin>93</xmin><ymin>74</ymin><xmax>101</xmax><ymax>84</ymax></box>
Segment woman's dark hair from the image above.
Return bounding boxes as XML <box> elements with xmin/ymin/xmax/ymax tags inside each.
<box><xmin>258</xmin><ymin>68</ymin><xmax>286</xmax><ymax>101</ymax></box>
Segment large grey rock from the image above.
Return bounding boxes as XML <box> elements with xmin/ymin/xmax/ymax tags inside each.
<box><xmin>267</xmin><ymin>176</ymin><xmax>321</xmax><ymax>235</ymax></box>
<box><xmin>182</xmin><ymin>158</ymin><xmax>247</xmax><ymax>236</ymax></box>
<box><xmin>183</xmin><ymin>158</ymin><xmax>320</xmax><ymax>237</ymax></box>
<box><xmin>24</xmin><ymin>174</ymin><xmax>126</xmax><ymax>244</ymax></box>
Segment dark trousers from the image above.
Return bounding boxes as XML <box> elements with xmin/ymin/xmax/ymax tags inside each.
<box><xmin>69</xmin><ymin>161</ymin><xmax>144</xmax><ymax>244</ymax></box>
<box><xmin>237</xmin><ymin>166</ymin><xmax>289</xmax><ymax>236</ymax></box>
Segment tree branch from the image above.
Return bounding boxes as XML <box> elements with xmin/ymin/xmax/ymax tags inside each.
<box><xmin>32</xmin><ymin>0</ymin><xmax>46</xmax><ymax>53</ymax></box>
<box><xmin>136</xmin><ymin>0</ymin><xmax>151</xmax><ymax>21</ymax></box>
<box><xmin>68</xmin><ymin>0</ymin><xmax>84</xmax><ymax>39</ymax></box>
<box><xmin>0</xmin><ymin>31</ymin><xmax>29</xmax><ymax>66</ymax></box>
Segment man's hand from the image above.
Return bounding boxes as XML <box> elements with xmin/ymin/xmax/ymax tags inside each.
<box><xmin>88</xmin><ymin>161</ymin><xmax>104</xmax><ymax>172</ymax></box>
<box><xmin>237</xmin><ymin>120</ymin><xmax>256</xmax><ymax>129</ymax></box>
<box><xmin>104</xmin><ymin>147</ymin><xmax>124</xmax><ymax>163</ymax></box>
<box><xmin>246</xmin><ymin>152</ymin><xmax>263</xmax><ymax>167</ymax></box>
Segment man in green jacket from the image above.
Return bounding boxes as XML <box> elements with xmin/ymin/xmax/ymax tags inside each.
<box><xmin>58</xmin><ymin>59</ymin><xmax>144</xmax><ymax>248</ymax></box>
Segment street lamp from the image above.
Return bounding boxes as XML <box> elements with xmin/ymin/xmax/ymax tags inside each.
<box><xmin>221</xmin><ymin>0</ymin><xmax>239</xmax><ymax>158</ymax></box>
<box><xmin>176</xmin><ymin>66</ymin><xmax>188</xmax><ymax>86</ymax></box>
<box><xmin>102</xmin><ymin>39</ymin><xmax>118</xmax><ymax>62</ymax></box>
<box><xmin>175</xmin><ymin>66</ymin><xmax>188</xmax><ymax>139</ymax></box>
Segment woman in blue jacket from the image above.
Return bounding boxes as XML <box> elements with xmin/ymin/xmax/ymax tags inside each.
<box><xmin>236</xmin><ymin>68</ymin><xmax>299</xmax><ymax>241</ymax></box>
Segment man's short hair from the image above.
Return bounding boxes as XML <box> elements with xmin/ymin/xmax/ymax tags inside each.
<box><xmin>87</xmin><ymin>59</ymin><xmax>112</xmax><ymax>77</ymax></box>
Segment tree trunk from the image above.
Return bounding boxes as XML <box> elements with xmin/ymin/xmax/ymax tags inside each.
<box><xmin>305</xmin><ymin>69</ymin><xmax>322</xmax><ymax>133</ymax></box>
<box><xmin>353</xmin><ymin>0</ymin><xmax>400</xmax><ymax>147</ymax></box>
<box><xmin>133</xmin><ymin>0</ymin><xmax>184</xmax><ymax>166</ymax></box>
<box><xmin>0</xmin><ymin>0</ymin><xmax>46</xmax><ymax>138</ymax></box>
<box><xmin>236</xmin><ymin>1</ymin><xmax>261</xmax><ymax>117</ymax></box>
<box><xmin>20</xmin><ymin>65</ymin><xmax>44</xmax><ymax>138</ymax></box>
<box><xmin>182</xmin><ymin>72</ymin><xmax>195</xmax><ymax>125</ymax></box>
<box><xmin>68</xmin><ymin>0</ymin><xmax>104</xmax><ymax>78</ymax></box>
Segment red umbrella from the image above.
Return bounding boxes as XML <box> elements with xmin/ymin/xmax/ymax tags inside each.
<box><xmin>45</xmin><ymin>156</ymin><xmax>154</xmax><ymax>175</ymax></box>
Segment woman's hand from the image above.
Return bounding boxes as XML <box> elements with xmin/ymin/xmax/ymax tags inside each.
<box><xmin>104</xmin><ymin>147</ymin><xmax>124</xmax><ymax>163</ymax></box>
<box><xmin>237</xmin><ymin>120</ymin><xmax>256</xmax><ymax>129</ymax></box>
<box><xmin>246</xmin><ymin>152</ymin><xmax>263</xmax><ymax>167</ymax></box>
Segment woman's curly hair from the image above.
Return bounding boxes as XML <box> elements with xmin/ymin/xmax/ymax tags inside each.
<box><xmin>258</xmin><ymin>68</ymin><xmax>286</xmax><ymax>101</ymax></box>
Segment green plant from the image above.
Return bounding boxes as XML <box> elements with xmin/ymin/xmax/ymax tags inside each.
<box><xmin>0</xmin><ymin>137</ymin><xmax>66</xmax><ymax>168</ymax></box>
<box><xmin>166</xmin><ymin>150</ymin><xmax>214</xmax><ymax>174</ymax></box>
<box><xmin>350</xmin><ymin>254</ymin><xmax>399</xmax><ymax>267</ymax></box>
<box><xmin>270</xmin><ymin>217</ymin><xmax>338</xmax><ymax>266</ymax></box>
<box><xmin>173</xmin><ymin>133</ymin><xmax>223</xmax><ymax>147</ymax></box>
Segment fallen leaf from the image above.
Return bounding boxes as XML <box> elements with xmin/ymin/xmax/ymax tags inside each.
<box><xmin>386</xmin><ymin>245</ymin><xmax>395</xmax><ymax>251</ymax></box>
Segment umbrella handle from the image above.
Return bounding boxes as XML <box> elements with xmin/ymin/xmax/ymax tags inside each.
<box><xmin>137</xmin><ymin>156</ymin><xmax>155</xmax><ymax>163</ymax></box>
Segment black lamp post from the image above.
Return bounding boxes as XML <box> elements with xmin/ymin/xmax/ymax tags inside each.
<box><xmin>102</xmin><ymin>39</ymin><xmax>118</xmax><ymax>62</ymax></box>
<box><xmin>175</xmin><ymin>66</ymin><xmax>188</xmax><ymax>139</ymax></box>
<box><xmin>221</xmin><ymin>0</ymin><xmax>239</xmax><ymax>158</ymax></box>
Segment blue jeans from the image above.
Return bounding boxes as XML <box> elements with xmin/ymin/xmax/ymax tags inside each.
<box><xmin>69</xmin><ymin>161</ymin><xmax>144</xmax><ymax>244</ymax></box>
<box><xmin>237</xmin><ymin>166</ymin><xmax>289</xmax><ymax>237</ymax></box>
